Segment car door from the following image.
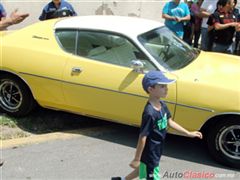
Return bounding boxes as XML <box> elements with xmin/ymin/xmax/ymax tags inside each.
<box><xmin>58</xmin><ymin>30</ymin><xmax>176</xmax><ymax>126</ymax></box>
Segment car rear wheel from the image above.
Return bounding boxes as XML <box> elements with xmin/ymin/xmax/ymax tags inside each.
<box><xmin>0</xmin><ymin>75</ymin><xmax>35</xmax><ymax>117</ymax></box>
<box><xmin>207</xmin><ymin>118</ymin><xmax>240</xmax><ymax>168</ymax></box>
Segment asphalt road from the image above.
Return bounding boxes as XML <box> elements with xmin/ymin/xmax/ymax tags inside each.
<box><xmin>1</xmin><ymin>119</ymin><xmax>240</xmax><ymax>180</ymax></box>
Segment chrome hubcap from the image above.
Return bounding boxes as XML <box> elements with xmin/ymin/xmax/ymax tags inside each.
<box><xmin>219</xmin><ymin>125</ymin><xmax>240</xmax><ymax>160</ymax></box>
<box><xmin>0</xmin><ymin>80</ymin><xmax>22</xmax><ymax>111</ymax></box>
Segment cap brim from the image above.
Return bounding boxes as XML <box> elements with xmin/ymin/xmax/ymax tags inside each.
<box><xmin>156</xmin><ymin>79</ymin><xmax>176</xmax><ymax>84</ymax></box>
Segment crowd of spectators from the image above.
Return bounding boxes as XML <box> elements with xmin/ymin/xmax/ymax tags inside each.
<box><xmin>0</xmin><ymin>0</ymin><xmax>239</xmax><ymax>55</ymax></box>
<box><xmin>163</xmin><ymin>0</ymin><xmax>240</xmax><ymax>55</ymax></box>
<box><xmin>0</xmin><ymin>0</ymin><xmax>76</xmax><ymax>30</ymax></box>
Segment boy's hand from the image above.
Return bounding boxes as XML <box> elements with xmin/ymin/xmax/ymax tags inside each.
<box><xmin>129</xmin><ymin>159</ymin><xmax>140</xmax><ymax>169</ymax></box>
<box><xmin>187</xmin><ymin>131</ymin><xmax>203</xmax><ymax>139</ymax></box>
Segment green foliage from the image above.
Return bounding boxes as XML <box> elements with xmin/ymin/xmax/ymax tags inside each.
<box><xmin>0</xmin><ymin>115</ymin><xmax>17</xmax><ymax>128</ymax></box>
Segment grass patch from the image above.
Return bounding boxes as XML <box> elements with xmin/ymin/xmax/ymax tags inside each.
<box><xmin>0</xmin><ymin>115</ymin><xmax>17</xmax><ymax>128</ymax></box>
<box><xmin>0</xmin><ymin>107</ymin><xmax>103</xmax><ymax>140</ymax></box>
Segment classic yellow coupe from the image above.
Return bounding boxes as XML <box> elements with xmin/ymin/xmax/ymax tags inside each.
<box><xmin>0</xmin><ymin>16</ymin><xmax>239</xmax><ymax>168</ymax></box>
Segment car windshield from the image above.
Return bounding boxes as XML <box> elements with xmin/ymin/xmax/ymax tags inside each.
<box><xmin>138</xmin><ymin>27</ymin><xmax>200</xmax><ymax>71</ymax></box>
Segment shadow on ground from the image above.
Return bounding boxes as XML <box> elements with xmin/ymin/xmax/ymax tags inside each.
<box><xmin>1</xmin><ymin>107</ymin><xmax>238</xmax><ymax>171</ymax></box>
<box><xmin>0</xmin><ymin>106</ymin><xmax>106</xmax><ymax>134</ymax></box>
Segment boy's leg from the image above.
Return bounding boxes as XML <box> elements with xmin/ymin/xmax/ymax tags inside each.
<box><xmin>139</xmin><ymin>162</ymin><xmax>160</xmax><ymax>180</ymax></box>
<box><xmin>125</xmin><ymin>168</ymin><xmax>139</xmax><ymax>180</ymax></box>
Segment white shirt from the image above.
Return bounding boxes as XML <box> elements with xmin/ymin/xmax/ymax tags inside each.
<box><xmin>201</xmin><ymin>0</ymin><xmax>218</xmax><ymax>28</ymax></box>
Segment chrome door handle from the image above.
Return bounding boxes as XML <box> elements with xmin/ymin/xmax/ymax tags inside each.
<box><xmin>71</xmin><ymin>67</ymin><xmax>82</xmax><ymax>75</ymax></box>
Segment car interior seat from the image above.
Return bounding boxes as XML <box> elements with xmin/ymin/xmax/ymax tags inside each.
<box><xmin>88</xmin><ymin>36</ymin><xmax>136</xmax><ymax>67</ymax></box>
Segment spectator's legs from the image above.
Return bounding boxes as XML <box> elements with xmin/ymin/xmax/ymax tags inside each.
<box><xmin>201</xmin><ymin>27</ymin><xmax>209</xmax><ymax>51</ymax></box>
<box><xmin>194</xmin><ymin>30</ymin><xmax>201</xmax><ymax>48</ymax></box>
<box><xmin>234</xmin><ymin>37</ymin><xmax>239</xmax><ymax>54</ymax></box>
<box><xmin>183</xmin><ymin>25</ymin><xmax>193</xmax><ymax>46</ymax></box>
<box><xmin>212</xmin><ymin>43</ymin><xmax>233</xmax><ymax>54</ymax></box>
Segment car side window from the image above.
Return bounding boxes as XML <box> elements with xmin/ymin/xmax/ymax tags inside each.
<box><xmin>55</xmin><ymin>29</ymin><xmax>77</xmax><ymax>54</ymax></box>
<box><xmin>76</xmin><ymin>31</ymin><xmax>156</xmax><ymax>70</ymax></box>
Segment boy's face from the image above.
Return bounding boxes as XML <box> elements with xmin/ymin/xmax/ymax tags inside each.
<box><xmin>148</xmin><ymin>84</ymin><xmax>168</xmax><ymax>99</ymax></box>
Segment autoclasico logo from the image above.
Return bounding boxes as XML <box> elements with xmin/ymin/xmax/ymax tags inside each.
<box><xmin>161</xmin><ymin>171</ymin><xmax>236</xmax><ymax>179</ymax></box>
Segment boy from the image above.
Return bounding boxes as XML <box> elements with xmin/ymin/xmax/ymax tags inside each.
<box><xmin>112</xmin><ymin>70</ymin><xmax>202</xmax><ymax>180</ymax></box>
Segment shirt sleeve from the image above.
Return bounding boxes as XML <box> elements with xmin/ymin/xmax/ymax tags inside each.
<box><xmin>39</xmin><ymin>5</ymin><xmax>49</xmax><ymax>20</ymax></box>
<box><xmin>139</xmin><ymin>112</ymin><xmax>153</xmax><ymax>137</ymax></box>
<box><xmin>206</xmin><ymin>4</ymin><xmax>214</xmax><ymax>13</ymax></box>
<box><xmin>211</xmin><ymin>12</ymin><xmax>220</xmax><ymax>25</ymax></box>
<box><xmin>184</xmin><ymin>3</ymin><xmax>190</xmax><ymax>16</ymax></box>
<box><xmin>201</xmin><ymin>3</ymin><xmax>214</xmax><ymax>13</ymax></box>
<box><xmin>69</xmin><ymin>4</ymin><xmax>77</xmax><ymax>16</ymax></box>
<box><xmin>162</xmin><ymin>2</ymin><xmax>170</xmax><ymax>15</ymax></box>
<box><xmin>207</xmin><ymin>14</ymin><xmax>214</xmax><ymax>26</ymax></box>
<box><xmin>39</xmin><ymin>10</ymin><xmax>47</xmax><ymax>21</ymax></box>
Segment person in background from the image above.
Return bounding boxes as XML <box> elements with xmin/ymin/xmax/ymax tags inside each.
<box><xmin>162</xmin><ymin>0</ymin><xmax>191</xmax><ymax>38</ymax></box>
<box><xmin>183</xmin><ymin>0</ymin><xmax>195</xmax><ymax>45</ymax></box>
<box><xmin>39</xmin><ymin>0</ymin><xmax>77</xmax><ymax>21</ymax></box>
<box><xmin>200</xmin><ymin>0</ymin><xmax>218</xmax><ymax>51</ymax></box>
<box><xmin>0</xmin><ymin>3</ymin><xmax>7</xmax><ymax>20</ymax></box>
<box><xmin>233</xmin><ymin>0</ymin><xmax>240</xmax><ymax>54</ymax></box>
<box><xmin>0</xmin><ymin>6</ymin><xmax>29</xmax><ymax>30</ymax></box>
<box><xmin>206</xmin><ymin>1</ymin><xmax>222</xmax><ymax>51</ymax></box>
<box><xmin>211</xmin><ymin>0</ymin><xmax>240</xmax><ymax>54</ymax></box>
<box><xmin>191</xmin><ymin>0</ymin><xmax>204</xmax><ymax>48</ymax></box>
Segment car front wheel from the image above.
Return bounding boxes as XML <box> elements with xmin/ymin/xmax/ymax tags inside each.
<box><xmin>207</xmin><ymin>118</ymin><xmax>240</xmax><ymax>168</ymax></box>
<box><xmin>0</xmin><ymin>75</ymin><xmax>35</xmax><ymax>117</ymax></box>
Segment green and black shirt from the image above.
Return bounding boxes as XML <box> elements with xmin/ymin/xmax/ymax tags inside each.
<box><xmin>140</xmin><ymin>100</ymin><xmax>171</xmax><ymax>169</ymax></box>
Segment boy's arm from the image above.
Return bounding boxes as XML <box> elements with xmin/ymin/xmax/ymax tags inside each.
<box><xmin>129</xmin><ymin>135</ymin><xmax>147</xmax><ymax>169</ymax></box>
<box><xmin>168</xmin><ymin>118</ymin><xmax>202</xmax><ymax>139</ymax></box>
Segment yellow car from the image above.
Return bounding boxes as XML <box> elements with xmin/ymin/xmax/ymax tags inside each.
<box><xmin>0</xmin><ymin>16</ymin><xmax>239</xmax><ymax>168</ymax></box>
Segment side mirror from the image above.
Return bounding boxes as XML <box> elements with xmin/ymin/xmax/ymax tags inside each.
<box><xmin>131</xmin><ymin>60</ymin><xmax>145</xmax><ymax>73</ymax></box>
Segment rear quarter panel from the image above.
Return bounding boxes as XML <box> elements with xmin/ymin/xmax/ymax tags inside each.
<box><xmin>1</xmin><ymin>20</ymin><xmax>67</xmax><ymax>108</ymax></box>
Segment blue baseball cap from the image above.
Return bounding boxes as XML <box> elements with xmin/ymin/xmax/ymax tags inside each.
<box><xmin>142</xmin><ymin>70</ymin><xmax>176</xmax><ymax>92</ymax></box>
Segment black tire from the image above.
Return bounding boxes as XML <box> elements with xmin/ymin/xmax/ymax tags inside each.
<box><xmin>0</xmin><ymin>74</ymin><xmax>35</xmax><ymax>117</ymax></box>
<box><xmin>207</xmin><ymin>117</ymin><xmax>240</xmax><ymax>168</ymax></box>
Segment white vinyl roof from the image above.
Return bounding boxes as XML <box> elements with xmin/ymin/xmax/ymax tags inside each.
<box><xmin>54</xmin><ymin>15</ymin><xmax>163</xmax><ymax>37</ymax></box>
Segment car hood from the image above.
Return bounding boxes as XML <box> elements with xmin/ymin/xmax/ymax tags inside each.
<box><xmin>176</xmin><ymin>51</ymin><xmax>240</xmax><ymax>91</ymax></box>
<box><xmin>173</xmin><ymin>51</ymin><xmax>240</xmax><ymax>112</ymax></box>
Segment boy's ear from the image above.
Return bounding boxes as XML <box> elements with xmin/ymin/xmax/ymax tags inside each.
<box><xmin>147</xmin><ymin>86</ymin><xmax>153</xmax><ymax>93</ymax></box>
